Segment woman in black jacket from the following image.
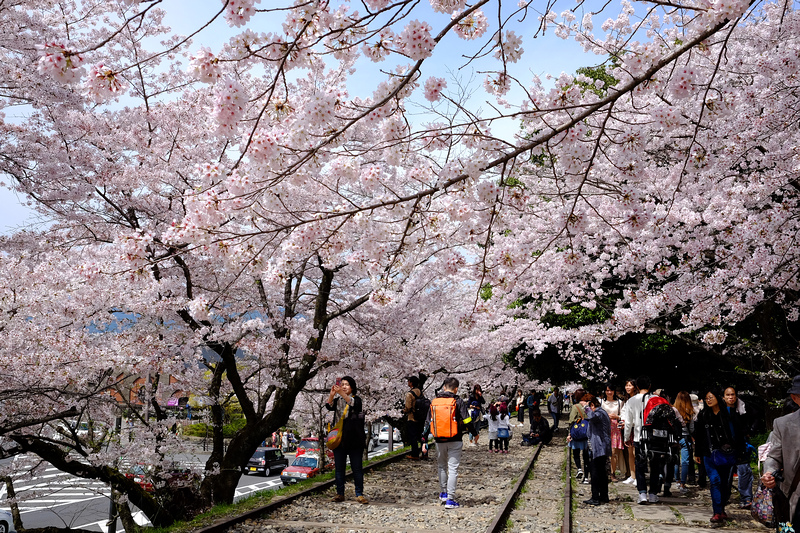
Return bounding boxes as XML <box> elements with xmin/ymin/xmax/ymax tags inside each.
<box><xmin>326</xmin><ymin>376</ymin><xmax>368</xmax><ymax>504</ymax></box>
<box><xmin>694</xmin><ymin>389</ymin><xmax>746</xmax><ymax>525</ymax></box>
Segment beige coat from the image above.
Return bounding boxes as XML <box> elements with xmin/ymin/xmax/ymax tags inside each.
<box><xmin>764</xmin><ymin>410</ymin><xmax>800</xmax><ymax>521</ymax></box>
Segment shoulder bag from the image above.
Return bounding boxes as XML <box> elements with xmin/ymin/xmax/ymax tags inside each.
<box><xmin>570</xmin><ymin>418</ymin><xmax>588</xmax><ymax>441</ymax></box>
<box><xmin>326</xmin><ymin>403</ymin><xmax>349</xmax><ymax>450</ymax></box>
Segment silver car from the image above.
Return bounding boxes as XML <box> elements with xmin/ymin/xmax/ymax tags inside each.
<box><xmin>0</xmin><ymin>509</ymin><xmax>17</xmax><ymax>533</ymax></box>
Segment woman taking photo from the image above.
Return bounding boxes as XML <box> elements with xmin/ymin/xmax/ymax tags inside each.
<box><xmin>600</xmin><ymin>383</ymin><xmax>626</xmax><ymax>482</ymax></box>
<box><xmin>326</xmin><ymin>376</ymin><xmax>368</xmax><ymax>504</ymax></box>
<box><xmin>694</xmin><ymin>389</ymin><xmax>745</xmax><ymax>525</ymax></box>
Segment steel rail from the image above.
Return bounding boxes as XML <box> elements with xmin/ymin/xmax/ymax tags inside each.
<box><xmin>484</xmin><ymin>441</ymin><xmax>544</xmax><ymax>533</ymax></box>
<box><xmin>194</xmin><ymin>451</ymin><xmax>408</xmax><ymax>533</ymax></box>
<box><xmin>562</xmin><ymin>444</ymin><xmax>572</xmax><ymax>533</ymax></box>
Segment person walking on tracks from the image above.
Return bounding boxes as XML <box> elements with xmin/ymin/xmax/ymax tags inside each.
<box><xmin>428</xmin><ymin>376</ymin><xmax>472</xmax><ymax>509</ymax></box>
<box><xmin>326</xmin><ymin>376</ymin><xmax>369</xmax><ymax>504</ymax></box>
<box><xmin>404</xmin><ymin>376</ymin><xmax>425</xmax><ymax>460</ymax></box>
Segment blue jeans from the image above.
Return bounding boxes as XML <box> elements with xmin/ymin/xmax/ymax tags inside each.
<box><xmin>550</xmin><ymin>410</ymin><xmax>559</xmax><ymax>429</ymax></box>
<box><xmin>674</xmin><ymin>437</ymin><xmax>690</xmax><ymax>485</ymax></box>
<box><xmin>732</xmin><ymin>463</ymin><xmax>753</xmax><ymax>504</ymax></box>
<box><xmin>704</xmin><ymin>456</ymin><xmax>733</xmax><ymax>514</ymax></box>
<box><xmin>333</xmin><ymin>446</ymin><xmax>364</xmax><ymax>496</ymax></box>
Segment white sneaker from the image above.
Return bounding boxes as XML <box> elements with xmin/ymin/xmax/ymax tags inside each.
<box><xmin>638</xmin><ymin>493</ymin><xmax>648</xmax><ymax>505</ymax></box>
<box><xmin>582</xmin><ymin>477</ymin><xmax>590</xmax><ymax>484</ymax></box>
<box><xmin>623</xmin><ymin>477</ymin><xmax>636</xmax><ymax>485</ymax></box>
<box><xmin>468</xmin><ymin>442</ymin><xmax>476</xmax><ymax>447</ymax></box>
<box><xmin>575</xmin><ymin>469</ymin><xmax>584</xmax><ymax>480</ymax></box>
<box><xmin>648</xmin><ymin>493</ymin><xmax>659</xmax><ymax>503</ymax></box>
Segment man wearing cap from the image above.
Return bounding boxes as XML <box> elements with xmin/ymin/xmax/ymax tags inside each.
<box><xmin>404</xmin><ymin>376</ymin><xmax>423</xmax><ymax>460</ymax></box>
<box><xmin>761</xmin><ymin>375</ymin><xmax>800</xmax><ymax>527</ymax></box>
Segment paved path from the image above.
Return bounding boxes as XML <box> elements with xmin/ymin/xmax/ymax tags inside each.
<box><xmin>571</xmin><ymin>457</ymin><xmax>766</xmax><ymax>532</ymax></box>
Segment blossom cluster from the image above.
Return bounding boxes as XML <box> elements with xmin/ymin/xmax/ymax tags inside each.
<box><xmin>83</xmin><ymin>63</ymin><xmax>126</xmax><ymax>103</ymax></box>
<box><xmin>224</xmin><ymin>0</ymin><xmax>261</xmax><ymax>27</ymax></box>
<box><xmin>37</xmin><ymin>42</ymin><xmax>85</xmax><ymax>83</ymax></box>
<box><xmin>423</xmin><ymin>77</ymin><xmax>447</xmax><ymax>102</ymax></box>
<box><xmin>396</xmin><ymin>20</ymin><xmax>435</xmax><ymax>60</ymax></box>
<box><xmin>212</xmin><ymin>78</ymin><xmax>246</xmax><ymax>135</ymax></box>
<box><xmin>188</xmin><ymin>47</ymin><xmax>221</xmax><ymax>83</ymax></box>
<box><xmin>452</xmin><ymin>9</ymin><xmax>489</xmax><ymax>40</ymax></box>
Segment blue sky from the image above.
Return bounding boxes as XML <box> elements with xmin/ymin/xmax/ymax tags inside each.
<box><xmin>0</xmin><ymin>0</ymin><xmax>599</xmax><ymax>234</ymax></box>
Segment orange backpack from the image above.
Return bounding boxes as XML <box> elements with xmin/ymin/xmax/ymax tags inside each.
<box><xmin>430</xmin><ymin>397</ymin><xmax>459</xmax><ymax>439</ymax></box>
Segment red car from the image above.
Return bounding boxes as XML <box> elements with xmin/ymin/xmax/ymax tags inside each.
<box><xmin>279</xmin><ymin>454</ymin><xmax>333</xmax><ymax>485</ymax></box>
<box><xmin>295</xmin><ymin>437</ymin><xmax>333</xmax><ymax>459</ymax></box>
<box><xmin>126</xmin><ymin>463</ymin><xmax>198</xmax><ymax>492</ymax></box>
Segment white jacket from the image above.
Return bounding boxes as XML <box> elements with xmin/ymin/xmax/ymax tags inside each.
<box><xmin>622</xmin><ymin>392</ymin><xmax>651</xmax><ymax>443</ymax></box>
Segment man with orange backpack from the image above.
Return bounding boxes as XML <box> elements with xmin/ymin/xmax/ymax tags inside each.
<box><xmin>427</xmin><ymin>376</ymin><xmax>472</xmax><ymax>509</ymax></box>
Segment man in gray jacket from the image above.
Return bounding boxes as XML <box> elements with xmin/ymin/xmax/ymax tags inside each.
<box><xmin>762</xmin><ymin>375</ymin><xmax>800</xmax><ymax>526</ymax></box>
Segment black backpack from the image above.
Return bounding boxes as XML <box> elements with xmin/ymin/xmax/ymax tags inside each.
<box><xmin>411</xmin><ymin>390</ymin><xmax>431</xmax><ymax>421</ymax></box>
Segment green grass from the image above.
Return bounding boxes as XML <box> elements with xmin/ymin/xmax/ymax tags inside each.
<box><xmin>622</xmin><ymin>503</ymin><xmax>634</xmax><ymax>519</ymax></box>
<box><xmin>145</xmin><ymin>447</ymin><xmax>410</xmax><ymax>533</ymax></box>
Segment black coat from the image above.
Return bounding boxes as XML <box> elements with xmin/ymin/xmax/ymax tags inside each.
<box><xmin>694</xmin><ymin>407</ymin><xmax>747</xmax><ymax>463</ymax></box>
<box><xmin>326</xmin><ymin>396</ymin><xmax>365</xmax><ymax>451</ymax></box>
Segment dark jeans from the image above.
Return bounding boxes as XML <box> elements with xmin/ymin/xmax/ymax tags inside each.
<box><xmin>590</xmin><ymin>454</ymin><xmax>609</xmax><ymax>502</ymax></box>
<box><xmin>517</xmin><ymin>405</ymin><xmax>526</xmax><ymax>423</ymax></box>
<box><xmin>406</xmin><ymin>419</ymin><xmax>422</xmax><ymax>458</ymax></box>
<box><xmin>704</xmin><ymin>456</ymin><xmax>732</xmax><ymax>514</ymax></box>
<box><xmin>634</xmin><ymin>442</ymin><xmax>663</xmax><ymax>495</ymax></box>
<box><xmin>333</xmin><ymin>446</ymin><xmax>364</xmax><ymax>496</ymax></box>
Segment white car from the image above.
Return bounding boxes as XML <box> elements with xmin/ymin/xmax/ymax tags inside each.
<box><xmin>377</xmin><ymin>426</ymin><xmax>402</xmax><ymax>443</ymax></box>
<box><xmin>0</xmin><ymin>509</ymin><xmax>17</xmax><ymax>533</ymax></box>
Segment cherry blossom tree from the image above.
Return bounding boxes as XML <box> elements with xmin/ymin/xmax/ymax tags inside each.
<box><xmin>1</xmin><ymin>0</ymin><xmax>799</xmax><ymax>526</ymax></box>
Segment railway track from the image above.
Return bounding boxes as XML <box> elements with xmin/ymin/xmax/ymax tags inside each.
<box><xmin>196</xmin><ymin>438</ymin><xmax>558</xmax><ymax>533</ymax></box>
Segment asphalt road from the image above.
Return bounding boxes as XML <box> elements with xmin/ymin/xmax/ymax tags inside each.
<box><xmin>0</xmin><ymin>444</ymin><xmax>395</xmax><ymax>532</ymax></box>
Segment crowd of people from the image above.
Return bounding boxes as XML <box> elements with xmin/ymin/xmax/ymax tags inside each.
<box><xmin>321</xmin><ymin>372</ymin><xmax>800</xmax><ymax>530</ymax></box>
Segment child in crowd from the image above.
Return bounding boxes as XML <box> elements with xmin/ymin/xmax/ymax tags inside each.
<box><xmin>497</xmin><ymin>404</ymin><xmax>512</xmax><ymax>453</ymax></box>
<box><xmin>484</xmin><ymin>405</ymin><xmax>499</xmax><ymax>452</ymax></box>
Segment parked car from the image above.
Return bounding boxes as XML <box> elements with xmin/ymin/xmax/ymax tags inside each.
<box><xmin>242</xmin><ymin>447</ymin><xmax>289</xmax><ymax>476</ymax></box>
<box><xmin>0</xmin><ymin>509</ymin><xmax>16</xmax><ymax>533</ymax></box>
<box><xmin>280</xmin><ymin>454</ymin><xmax>332</xmax><ymax>485</ymax></box>
<box><xmin>377</xmin><ymin>426</ymin><xmax>402</xmax><ymax>443</ymax></box>
<box><xmin>125</xmin><ymin>463</ymin><xmax>199</xmax><ymax>493</ymax></box>
<box><xmin>295</xmin><ymin>437</ymin><xmax>321</xmax><ymax>456</ymax></box>
<box><xmin>366</xmin><ymin>430</ymin><xmax>379</xmax><ymax>452</ymax></box>
<box><xmin>296</xmin><ymin>437</ymin><xmax>334</xmax><ymax>459</ymax></box>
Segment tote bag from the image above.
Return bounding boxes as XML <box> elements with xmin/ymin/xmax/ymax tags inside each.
<box><xmin>326</xmin><ymin>403</ymin><xmax>349</xmax><ymax>450</ymax></box>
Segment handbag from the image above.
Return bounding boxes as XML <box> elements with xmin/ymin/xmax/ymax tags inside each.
<box><xmin>570</xmin><ymin>419</ymin><xmax>588</xmax><ymax>441</ymax></box>
<box><xmin>497</xmin><ymin>427</ymin><xmax>510</xmax><ymax>439</ymax></box>
<box><xmin>710</xmin><ymin>444</ymin><xmax>737</xmax><ymax>468</ymax></box>
<box><xmin>751</xmin><ymin>483</ymin><xmax>775</xmax><ymax>527</ymax></box>
<box><xmin>326</xmin><ymin>403</ymin><xmax>349</xmax><ymax>450</ymax></box>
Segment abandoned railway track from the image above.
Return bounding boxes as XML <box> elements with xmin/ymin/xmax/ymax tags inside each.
<box><xmin>197</xmin><ymin>438</ymin><xmax>555</xmax><ymax>533</ymax></box>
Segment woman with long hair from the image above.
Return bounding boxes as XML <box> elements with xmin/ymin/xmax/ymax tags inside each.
<box><xmin>601</xmin><ymin>383</ymin><xmax>626</xmax><ymax>481</ymax></box>
<box><xmin>326</xmin><ymin>376</ymin><xmax>368</xmax><ymax>504</ymax></box>
<box><xmin>673</xmin><ymin>391</ymin><xmax>695</xmax><ymax>494</ymax></box>
<box><xmin>694</xmin><ymin>388</ymin><xmax>746</xmax><ymax>524</ymax></box>
<box><xmin>619</xmin><ymin>378</ymin><xmax>637</xmax><ymax>484</ymax></box>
